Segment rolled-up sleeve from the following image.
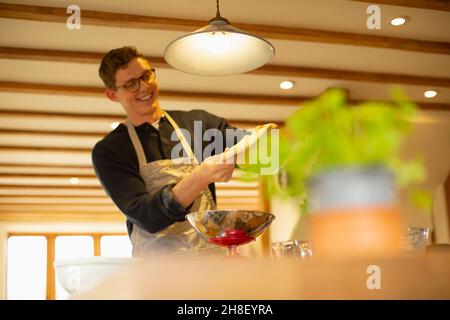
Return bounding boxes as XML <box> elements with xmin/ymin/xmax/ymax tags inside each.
<box><xmin>160</xmin><ymin>183</ymin><xmax>193</xmax><ymax>219</ymax></box>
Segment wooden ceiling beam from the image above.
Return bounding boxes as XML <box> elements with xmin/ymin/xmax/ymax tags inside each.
<box><xmin>0</xmin><ymin>128</ymin><xmax>104</xmax><ymax>138</ymax></box>
<box><xmin>0</xmin><ymin>203</ymin><xmax>117</xmax><ymax>210</ymax></box>
<box><xmin>0</xmin><ymin>198</ymin><xmax>257</xmax><ymax>206</ymax></box>
<box><xmin>0</xmin><ymin>201</ymin><xmax>113</xmax><ymax>206</ymax></box>
<box><xmin>0</xmin><ymin>110</ymin><xmax>282</xmax><ymax>127</ymax></box>
<box><xmin>0</xmin><ymin>46</ymin><xmax>167</xmax><ymax>67</ymax></box>
<box><xmin>0</xmin><ymin>173</ymin><xmax>252</xmax><ymax>184</ymax></box>
<box><xmin>0</xmin><ymin>169</ymin><xmax>94</xmax><ymax>176</ymax></box>
<box><xmin>0</xmin><ymin>172</ymin><xmax>259</xmax><ymax>188</ymax></box>
<box><xmin>3</xmin><ymin>203</ymin><xmax>261</xmax><ymax>210</ymax></box>
<box><xmin>8</xmin><ymin>232</ymin><xmax>127</xmax><ymax>236</ymax></box>
<box><xmin>0</xmin><ymin>81</ymin><xmax>448</xmax><ymax>111</ymax></box>
<box><xmin>1</xmin><ymin>46</ymin><xmax>449</xmax><ymax>87</ymax></box>
<box><xmin>0</xmin><ymin>192</ymin><xmax>255</xmax><ymax>200</ymax></box>
<box><xmin>0</xmin><ymin>81</ymin><xmax>103</xmax><ymax>97</ymax></box>
<box><xmin>0</xmin><ymin>162</ymin><xmax>93</xmax><ymax>168</ymax></box>
<box><xmin>353</xmin><ymin>0</ymin><xmax>450</xmax><ymax>11</ymax></box>
<box><xmin>0</xmin><ymin>184</ymin><xmax>101</xmax><ymax>190</ymax></box>
<box><xmin>0</xmin><ymin>183</ymin><xmax>256</xmax><ymax>190</ymax></box>
<box><xmin>0</xmin><ymin>146</ymin><xmax>91</xmax><ymax>153</ymax></box>
<box><xmin>0</xmin><ymin>165</ymin><xmax>254</xmax><ymax>183</ymax></box>
<box><xmin>0</xmin><ymin>3</ymin><xmax>448</xmax><ymax>54</ymax></box>
<box><xmin>0</xmin><ymin>212</ymin><xmax>125</xmax><ymax>222</ymax></box>
<box><xmin>0</xmin><ymin>194</ymin><xmax>103</xmax><ymax>198</ymax></box>
<box><xmin>0</xmin><ymin>109</ymin><xmax>123</xmax><ymax>121</ymax></box>
<box><xmin>0</xmin><ymin>172</ymin><xmax>95</xmax><ymax>178</ymax></box>
<box><xmin>256</xmin><ymin>64</ymin><xmax>450</xmax><ymax>88</ymax></box>
<box><xmin>0</xmin><ymin>204</ymin><xmax>118</xmax><ymax>211</ymax></box>
<box><xmin>0</xmin><ymin>81</ymin><xmax>306</xmax><ymax>105</ymax></box>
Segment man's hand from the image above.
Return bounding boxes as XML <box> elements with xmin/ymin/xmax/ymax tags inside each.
<box><xmin>199</xmin><ymin>148</ymin><xmax>235</xmax><ymax>183</ymax></box>
<box><xmin>171</xmin><ymin>148</ymin><xmax>235</xmax><ymax>208</ymax></box>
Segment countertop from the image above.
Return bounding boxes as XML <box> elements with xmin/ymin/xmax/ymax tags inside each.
<box><xmin>73</xmin><ymin>249</ymin><xmax>450</xmax><ymax>300</ymax></box>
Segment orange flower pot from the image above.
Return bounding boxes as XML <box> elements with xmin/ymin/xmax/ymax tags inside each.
<box><xmin>307</xmin><ymin>166</ymin><xmax>402</xmax><ymax>259</ymax></box>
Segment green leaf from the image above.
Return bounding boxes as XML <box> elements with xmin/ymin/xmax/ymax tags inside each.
<box><xmin>411</xmin><ymin>190</ymin><xmax>433</xmax><ymax>211</ymax></box>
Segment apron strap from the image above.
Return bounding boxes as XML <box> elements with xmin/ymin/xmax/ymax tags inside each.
<box><xmin>126</xmin><ymin>118</ymin><xmax>148</xmax><ymax>169</ymax></box>
<box><xmin>125</xmin><ymin>110</ymin><xmax>198</xmax><ymax>168</ymax></box>
<box><xmin>163</xmin><ymin>111</ymin><xmax>198</xmax><ymax>164</ymax></box>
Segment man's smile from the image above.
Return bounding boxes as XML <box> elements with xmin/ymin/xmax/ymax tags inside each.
<box><xmin>137</xmin><ymin>90</ymin><xmax>153</xmax><ymax>101</ymax></box>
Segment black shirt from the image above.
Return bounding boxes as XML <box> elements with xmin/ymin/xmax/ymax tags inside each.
<box><xmin>92</xmin><ymin>109</ymin><xmax>245</xmax><ymax>236</ymax></box>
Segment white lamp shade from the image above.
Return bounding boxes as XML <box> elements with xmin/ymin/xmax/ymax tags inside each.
<box><xmin>164</xmin><ymin>21</ymin><xmax>275</xmax><ymax>76</ymax></box>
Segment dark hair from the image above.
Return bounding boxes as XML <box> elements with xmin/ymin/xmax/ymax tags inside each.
<box><xmin>98</xmin><ymin>46</ymin><xmax>144</xmax><ymax>88</ymax></box>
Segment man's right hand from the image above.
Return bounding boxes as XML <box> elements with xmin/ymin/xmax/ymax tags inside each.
<box><xmin>171</xmin><ymin>148</ymin><xmax>235</xmax><ymax>208</ymax></box>
<box><xmin>199</xmin><ymin>149</ymin><xmax>235</xmax><ymax>183</ymax></box>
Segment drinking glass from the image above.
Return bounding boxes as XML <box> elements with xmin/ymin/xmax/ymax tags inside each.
<box><xmin>271</xmin><ymin>240</ymin><xmax>312</xmax><ymax>259</ymax></box>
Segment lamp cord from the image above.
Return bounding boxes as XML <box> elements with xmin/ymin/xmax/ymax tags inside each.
<box><xmin>216</xmin><ymin>0</ymin><xmax>221</xmax><ymax>18</ymax></box>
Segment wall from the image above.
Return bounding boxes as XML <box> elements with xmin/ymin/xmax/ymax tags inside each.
<box><xmin>432</xmin><ymin>184</ymin><xmax>450</xmax><ymax>243</ymax></box>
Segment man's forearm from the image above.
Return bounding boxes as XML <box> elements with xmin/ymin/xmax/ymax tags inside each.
<box><xmin>171</xmin><ymin>166</ymin><xmax>210</xmax><ymax>208</ymax></box>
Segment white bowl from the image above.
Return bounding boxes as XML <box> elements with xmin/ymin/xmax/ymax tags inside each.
<box><xmin>54</xmin><ymin>257</ymin><xmax>141</xmax><ymax>295</ymax></box>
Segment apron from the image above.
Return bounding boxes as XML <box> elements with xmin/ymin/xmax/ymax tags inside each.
<box><xmin>126</xmin><ymin>110</ymin><xmax>224</xmax><ymax>257</ymax></box>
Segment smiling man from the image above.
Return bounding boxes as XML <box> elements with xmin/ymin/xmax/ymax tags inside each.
<box><xmin>92</xmin><ymin>46</ymin><xmax>243</xmax><ymax>257</ymax></box>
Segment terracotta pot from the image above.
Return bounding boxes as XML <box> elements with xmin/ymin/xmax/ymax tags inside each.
<box><xmin>307</xmin><ymin>165</ymin><xmax>402</xmax><ymax>258</ymax></box>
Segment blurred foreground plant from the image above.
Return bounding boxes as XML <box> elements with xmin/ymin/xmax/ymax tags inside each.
<box><xmin>239</xmin><ymin>88</ymin><xmax>432</xmax><ymax>211</ymax></box>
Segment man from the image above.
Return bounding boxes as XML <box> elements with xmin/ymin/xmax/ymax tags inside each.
<box><xmin>92</xmin><ymin>46</ymin><xmax>244</xmax><ymax>257</ymax></box>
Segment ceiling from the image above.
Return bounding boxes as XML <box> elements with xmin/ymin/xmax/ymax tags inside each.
<box><xmin>0</xmin><ymin>0</ymin><xmax>448</xmax><ymax>221</ymax></box>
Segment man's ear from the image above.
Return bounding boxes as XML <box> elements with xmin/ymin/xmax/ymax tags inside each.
<box><xmin>105</xmin><ymin>88</ymin><xmax>120</xmax><ymax>102</ymax></box>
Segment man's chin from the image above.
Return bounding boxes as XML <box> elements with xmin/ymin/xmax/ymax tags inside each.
<box><xmin>136</xmin><ymin>101</ymin><xmax>160</xmax><ymax>114</ymax></box>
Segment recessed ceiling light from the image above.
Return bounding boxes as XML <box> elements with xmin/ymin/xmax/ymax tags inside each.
<box><xmin>69</xmin><ymin>177</ymin><xmax>79</xmax><ymax>185</ymax></box>
<box><xmin>390</xmin><ymin>17</ymin><xmax>407</xmax><ymax>26</ymax></box>
<box><xmin>424</xmin><ymin>90</ymin><xmax>437</xmax><ymax>98</ymax></box>
<box><xmin>280</xmin><ymin>80</ymin><xmax>294</xmax><ymax>90</ymax></box>
<box><xmin>110</xmin><ymin>121</ymin><xmax>120</xmax><ymax>129</ymax></box>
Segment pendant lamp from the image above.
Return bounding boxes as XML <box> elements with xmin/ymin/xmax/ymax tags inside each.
<box><xmin>164</xmin><ymin>0</ymin><xmax>275</xmax><ymax>76</ymax></box>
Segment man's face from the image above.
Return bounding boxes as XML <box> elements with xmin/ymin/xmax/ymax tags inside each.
<box><xmin>107</xmin><ymin>57</ymin><xmax>160</xmax><ymax>119</ymax></box>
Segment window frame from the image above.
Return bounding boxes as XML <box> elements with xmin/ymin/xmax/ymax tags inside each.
<box><xmin>6</xmin><ymin>232</ymin><xmax>127</xmax><ymax>300</ymax></box>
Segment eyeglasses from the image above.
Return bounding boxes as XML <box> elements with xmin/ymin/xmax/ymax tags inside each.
<box><xmin>115</xmin><ymin>68</ymin><xmax>156</xmax><ymax>93</ymax></box>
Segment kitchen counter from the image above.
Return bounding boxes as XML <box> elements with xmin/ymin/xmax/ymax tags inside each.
<box><xmin>73</xmin><ymin>249</ymin><xmax>450</xmax><ymax>300</ymax></box>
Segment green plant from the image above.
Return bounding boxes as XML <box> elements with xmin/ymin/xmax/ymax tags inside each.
<box><xmin>240</xmin><ymin>88</ymin><xmax>432</xmax><ymax>210</ymax></box>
